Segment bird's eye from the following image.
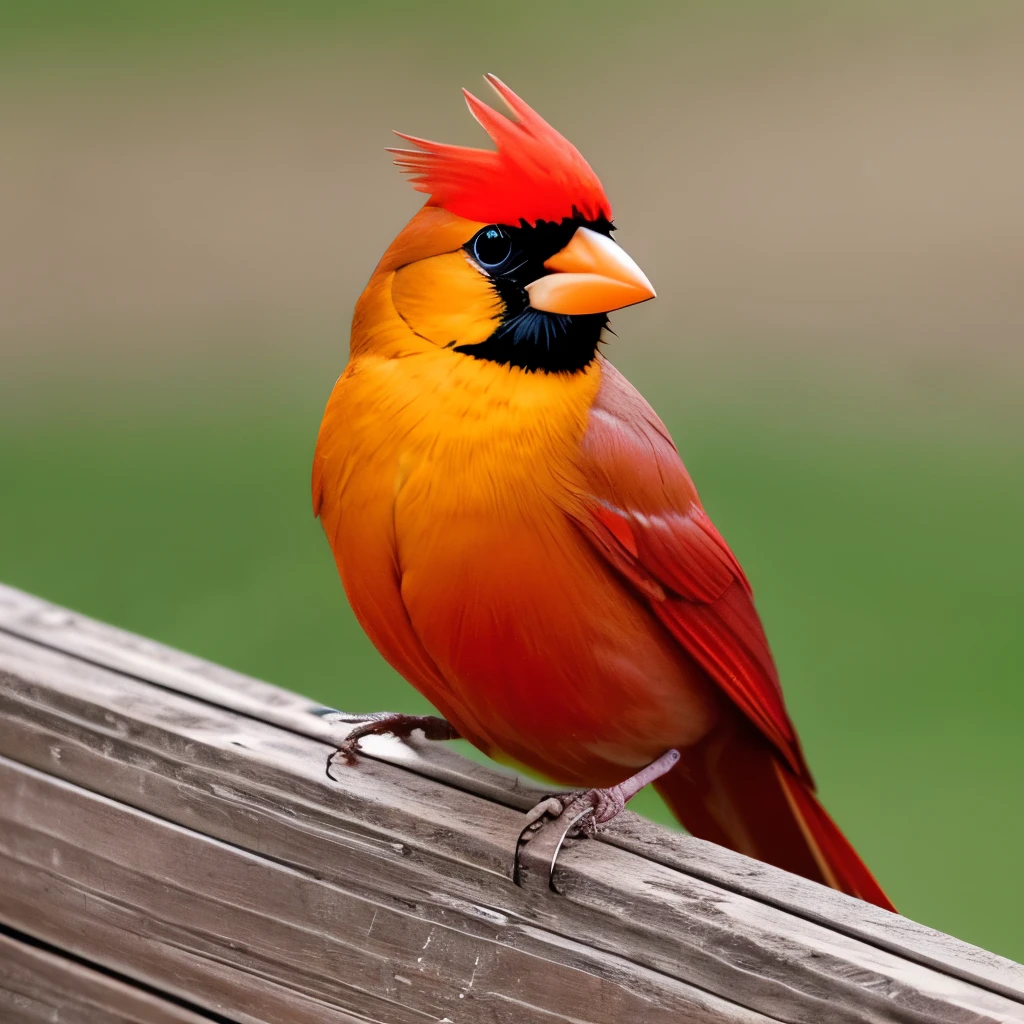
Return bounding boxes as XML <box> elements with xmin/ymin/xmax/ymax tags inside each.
<box><xmin>472</xmin><ymin>226</ymin><xmax>512</xmax><ymax>269</ymax></box>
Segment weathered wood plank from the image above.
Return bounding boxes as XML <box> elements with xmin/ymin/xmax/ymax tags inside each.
<box><xmin>2</xmin><ymin>581</ymin><xmax>1021</xmax><ymax>1006</ymax></box>
<box><xmin>0</xmin><ymin>756</ymin><xmax>771</xmax><ymax>1024</ymax></box>
<box><xmin>0</xmin><ymin>930</ymin><xmax>218</xmax><ymax>1024</ymax></box>
<box><xmin>0</xmin><ymin>582</ymin><xmax>541</xmax><ymax>806</ymax></box>
<box><xmin>1</xmin><ymin>628</ymin><xmax>1021</xmax><ymax>1023</ymax></box>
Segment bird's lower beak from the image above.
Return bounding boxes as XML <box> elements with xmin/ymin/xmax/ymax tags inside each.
<box><xmin>525</xmin><ymin>226</ymin><xmax>656</xmax><ymax>316</ymax></box>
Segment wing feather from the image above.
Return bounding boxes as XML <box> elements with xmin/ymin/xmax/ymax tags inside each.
<box><xmin>574</xmin><ymin>360</ymin><xmax>810</xmax><ymax>780</ymax></box>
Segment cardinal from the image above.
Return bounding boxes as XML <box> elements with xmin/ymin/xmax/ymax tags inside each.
<box><xmin>313</xmin><ymin>75</ymin><xmax>894</xmax><ymax>910</ymax></box>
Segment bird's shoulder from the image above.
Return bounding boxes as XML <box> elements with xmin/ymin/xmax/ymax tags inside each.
<box><xmin>573</xmin><ymin>358</ymin><xmax>749</xmax><ymax>604</ymax></box>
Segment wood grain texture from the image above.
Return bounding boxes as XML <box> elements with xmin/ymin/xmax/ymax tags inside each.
<box><xmin>0</xmin><ymin>759</ymin><xmax>768</xmax><ymax>1024</ymax></box>
<box><xmin>0</xmin><ymin>582</ymin><xmax>542</xmax><ymax>807</ymax></box>
<box><xmin>0</xmin><ymin>930</ymin><xmax>217</xmax><ymax>1024</ymax></box>
<box><xmin>0</xmin><ymin>621</ymin><xmax>1022</xmax><ymax>1023</ymax></box>
<box><xmin>0</xmin><ymin>640</ymin><xmax>771</xmax><ymax>1024</ymax></box>
<box><xmin>2</xmin><ymin>581</ymin><xmax>1022</xmax><ymax>1008</ymax></box>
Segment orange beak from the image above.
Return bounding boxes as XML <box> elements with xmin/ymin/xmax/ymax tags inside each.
<box><xmin>525</xmin><ymin>227</ymin><xmax>656</xmax><ymax>316</ymax></box>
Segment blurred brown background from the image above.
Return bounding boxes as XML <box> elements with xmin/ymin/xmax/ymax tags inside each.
<box><xmin>2</xmin><ymin>2</ymin><xmax>1022</xmax><ymax>958</ymax></box>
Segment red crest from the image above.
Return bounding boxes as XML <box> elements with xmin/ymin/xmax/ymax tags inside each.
<box><xmin>389</xmin><ymin>75</ymin><xmax>612</xmax><ymax>227</ymax></box>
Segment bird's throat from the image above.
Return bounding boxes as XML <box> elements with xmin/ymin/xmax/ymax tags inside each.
<box><xmin>453</xmin><ymin>309</ymin><xmax>607</xmax><ymax>374</ymax></box>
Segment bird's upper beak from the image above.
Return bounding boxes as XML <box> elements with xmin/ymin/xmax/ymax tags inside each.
<box><xmin>525</xmin><ymin>227</ymin><xmax>656</xmax><ymax>316</ymax></box>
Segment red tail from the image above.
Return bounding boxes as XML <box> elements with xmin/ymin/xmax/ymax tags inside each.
<box><xmin>655</xmin><ymin>720</ymin><xmax>895</xmax><ymax>912</ymax></box>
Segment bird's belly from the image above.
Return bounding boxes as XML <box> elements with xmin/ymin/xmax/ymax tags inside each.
<box><xmin>395</xmin><ymin>502</ymin><xmax>721</xmax><ymax>786</ymax></box>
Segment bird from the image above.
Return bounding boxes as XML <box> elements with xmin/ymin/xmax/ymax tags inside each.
<box><xmin>312</xmin><ymin>74</ymin><xmax>894</xmax><ymax>911</ymax></box>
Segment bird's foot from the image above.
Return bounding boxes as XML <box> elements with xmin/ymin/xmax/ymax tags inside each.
<box><xmin>316</xmin><ymin>710</ymin><xmax>460</xmax><ymax>779</ymax></box>
<box><xmin>513</xmin><ymin>749</ymin><xmax>683</xmax><ymax>891</ymax></box>
<box><xmin>523</xmin><ymin>748</ymin><xmax>682</xmax><ymax>834</ymax></box>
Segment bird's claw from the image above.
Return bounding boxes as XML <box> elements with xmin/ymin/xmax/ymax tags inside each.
<box><xmin>513</xmin><ymin>798</ymin><xmax>596</xmax><ymax>891</ymax></box>
<box><xmin>318</xmin><ymin>711</ymin><xmax>460</xmax><ymax>780</ymax></box>
<box><xmin>520</xmin><ymin>785</ymin><xmax>625</xmax><ymax>838</ymax></box>
<box><xmin>521</xmin><ymin>796</ymin><xmax>565</xmax><ymax>829</ymax></box>
<box><xmin>513</xmin><ymin>750</ymin><xmax>682</xmax><ymax>890</ymax></box>
<box><xmin>512</xmin><ymin>788</ymin><xmax>611</xmax><ymax>892</ymax></box>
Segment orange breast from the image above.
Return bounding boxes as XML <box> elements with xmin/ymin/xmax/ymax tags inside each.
<box><xmin>317</xmin><ymin>332</ymin><xmax>719</xmax><ymax>784</ymax></box>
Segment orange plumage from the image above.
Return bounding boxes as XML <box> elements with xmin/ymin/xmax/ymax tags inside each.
<box><xmin>314</xmin><ymin>76</ymin><xmax>894</xmax><ymax>911</ymax></box>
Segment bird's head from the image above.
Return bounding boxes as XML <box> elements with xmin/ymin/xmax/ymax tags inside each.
<box><xmin>355</xmin><ymin>75</ymin><xmax>654</xmax><ymax>374</ymax></box>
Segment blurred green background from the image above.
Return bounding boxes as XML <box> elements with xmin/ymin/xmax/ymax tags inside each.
<box><xmin>2</xmin><ymin>1</ymin><xmax>1022</xmax><ymax>960</ymax></box>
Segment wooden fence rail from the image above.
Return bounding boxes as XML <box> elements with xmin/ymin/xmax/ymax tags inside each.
<box><xmin>0</xmin><ymin>582</ymin><xmax>1022</xmax><ymax>1023</ymax></box>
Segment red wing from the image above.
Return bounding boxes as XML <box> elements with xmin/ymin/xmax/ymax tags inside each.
<box><xmin>574</xmin><ymin>360</ymin><xmax>810</xmax><ymax>781</ymax></box>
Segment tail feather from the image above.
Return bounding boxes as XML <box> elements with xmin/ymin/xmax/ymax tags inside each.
<box><xmin>773</xmin><ymin>764</ymin><xmax>895</xmax><ymax>911</ymax></box>
<box><xmin>655</xmin><ymin>720</ymin><xmax>895</xmax><ymax>912</ymax></box>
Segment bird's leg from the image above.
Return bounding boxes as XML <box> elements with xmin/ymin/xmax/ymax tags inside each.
<box><xmin>314</xmin><ymin>708</ymin><xmax>460</xmax><ymax>779</ymax></box>
<box><xmin>524</xmin><ymin>748</ymin><xmax>682</xmax><ymax>834</ymax></box>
